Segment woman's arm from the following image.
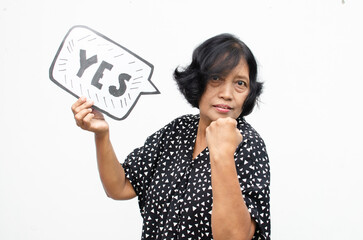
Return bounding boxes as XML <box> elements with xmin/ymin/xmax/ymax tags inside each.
<box><xmin>72</xmin><ymin>97</ymin><xmax>136</xmax><ymax>200</ymax></box>
<box><xmin>206</xmin><ymin>117</ymin><xmax>255</xmax><ymax>240</ymax></box>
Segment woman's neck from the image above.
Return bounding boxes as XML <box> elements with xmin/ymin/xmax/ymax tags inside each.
<box><xmin>192</xmin><ymin>118</ymin><xmax>209</xmax><ymax>159</ymax></box>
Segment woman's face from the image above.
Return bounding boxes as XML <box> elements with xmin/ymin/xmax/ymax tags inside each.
<box><xmin>199</xmin><ymin>59</ymin><xmax>250</xmax><ymax>126</ymax></box>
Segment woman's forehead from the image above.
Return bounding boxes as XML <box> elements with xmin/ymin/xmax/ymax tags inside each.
<box><xmin>226</xmin><ymin>60</ymin><xmax>250</xmax><ymax>79</ymax></box>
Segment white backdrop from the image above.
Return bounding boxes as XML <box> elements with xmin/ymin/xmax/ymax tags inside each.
<box><xmin>1</xmin><ymin>0</ymin><xmax>362</xmax><ymax>239</ymax></box>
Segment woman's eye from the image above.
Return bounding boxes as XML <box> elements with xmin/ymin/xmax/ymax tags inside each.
<box><xmin>211</xmin><ymin>76</ymin><xmax>220</xmax><ymax>81</ymax></box>
<box><xmin>237</xmin><ymin>81</ymin><xmax>245</xmax><ymax>86</ymax></box>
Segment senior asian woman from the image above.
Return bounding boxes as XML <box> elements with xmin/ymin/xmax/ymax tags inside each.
<box><xmin>71</xmin><ymin>33</ymin><xmax>270</xmax><ymax>240</ymax></box>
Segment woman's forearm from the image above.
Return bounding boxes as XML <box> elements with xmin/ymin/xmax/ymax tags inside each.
<box><xmin>210</xmin><ymin>154</ymin><xmax>255</xmax><ymax>240</ymax></box>
<box><xmin>95</xmin><ymin>131</ymin><xmax>136</xmax><ymax>200</ymax></box>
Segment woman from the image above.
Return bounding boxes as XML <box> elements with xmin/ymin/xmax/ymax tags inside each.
<box><xmin>72</xmin><ymin>33</ymin><xmax>270</xmax><ymax>240</ymax></box>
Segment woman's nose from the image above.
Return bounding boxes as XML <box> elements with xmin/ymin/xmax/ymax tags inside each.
<box><xmin>218</xmin><ymin>82</ymin><xmax>233</xmax><ymax>100</ymax></box>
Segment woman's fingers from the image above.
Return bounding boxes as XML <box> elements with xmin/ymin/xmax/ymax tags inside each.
<box><xmin>206</xmin><ymin>117</ymin><xmax>242</xmax><ymax>157</ymax></box>
<box><xmin>72</xmin><ymin>97</ymin><xmax>95</xmax><ymax>129</ymax></box>
<box><xmin>71</xmin><ymin>97</ymin><xmax>109</xmax><ymax>133</ymax></box>
<box><xmin>71</xmin><ymin>97</ymin><xmax>94</xmax><ymax>115</ymax></box>
<box><xmin>74</xmin><ymin>108</ymin><xmax>93</xmax><ymax>128</ymax></box>
<box><xmin>82</xmin><ymin>112</ymin><xmax>95</xmax><ymax>129</ymax></box>
<box><xmin>71</xmin><ymin>96</ymin><xmax>86</xmax><ymax>114</ymax></box>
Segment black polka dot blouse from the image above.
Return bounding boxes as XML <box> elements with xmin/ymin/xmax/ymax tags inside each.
<box><xmin>122</xmin><ymin>114</ymin><xmax>270</xmax><ymax>239</ymax></box>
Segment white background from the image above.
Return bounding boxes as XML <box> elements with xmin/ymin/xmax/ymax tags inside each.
<box><xmin>1</xmin><ymin>0</ymin><xmax>362</xmax><ymax>239</ymax></box>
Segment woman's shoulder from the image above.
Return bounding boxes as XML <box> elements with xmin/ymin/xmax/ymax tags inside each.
<box><xmin>148</xmin><ymin>114</ymin><xmax>199</xmax><ymax>139</ymax></box>
<box><xmin>237</xmin><ymin>117</ymin><xmax>266</xmax><ymax>146</ymax></box>
<box><xmin>163</xmin><ymin>114</ymin><xmax>199</xmax><ymax>130</ymax></box>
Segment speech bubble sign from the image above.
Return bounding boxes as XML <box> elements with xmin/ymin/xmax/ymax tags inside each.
<box><xmin>49</xmin><ymin>25</ymin><xmax>160</xmax><ymax>120</ymax></box>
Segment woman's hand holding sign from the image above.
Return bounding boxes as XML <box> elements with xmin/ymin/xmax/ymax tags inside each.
<box><xmin>71</xmin><ymin>96</ymin><xmax>109</xmax><ymax>136</ymax></box>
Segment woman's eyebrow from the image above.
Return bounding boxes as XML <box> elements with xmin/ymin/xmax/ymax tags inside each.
<box><xmin>235</xmin><ymin>75</ymin><xmax>249</xmax><ymax>81</ymax></box>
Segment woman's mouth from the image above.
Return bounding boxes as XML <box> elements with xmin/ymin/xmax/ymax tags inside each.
<box><xmin>213</xmin><ymin>104</ymin><xmax>232</xmax><ymax>113</ymax></box>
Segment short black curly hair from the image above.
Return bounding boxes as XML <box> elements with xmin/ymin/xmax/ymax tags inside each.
<box><xmin>173</xmin><ymin>33</ymin><xmax>263</xmax><ymax>117</ymax></box>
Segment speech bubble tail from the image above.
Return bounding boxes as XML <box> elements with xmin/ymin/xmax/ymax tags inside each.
<box><xmin>141</xmin><ymin>80</ymin><xmax>160</xmax><ymax>95</ymax></box>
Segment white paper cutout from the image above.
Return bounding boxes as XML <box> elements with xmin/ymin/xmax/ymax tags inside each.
<box><xmin>49</xmin><ymin>25</ymin><xmax>159</xmax><ymax>120</ymax></box>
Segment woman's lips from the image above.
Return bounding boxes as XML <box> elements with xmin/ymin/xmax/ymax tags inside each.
<box><xmin>213</xmin><ymin>104</ymin><xmax>232</xmax><ymax>113</ymax></box>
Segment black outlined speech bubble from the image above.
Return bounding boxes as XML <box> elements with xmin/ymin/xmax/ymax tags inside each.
<box><xmin>49</xmin><ymin>25</ymin><xmax>160</xmax><ymax>120</ymax></box>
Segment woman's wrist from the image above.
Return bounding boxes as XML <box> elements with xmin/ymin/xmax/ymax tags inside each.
<box><xmin>94</xmin><ymin>129</ymin><xmax>110</xmax><ymax>141</ymax></box>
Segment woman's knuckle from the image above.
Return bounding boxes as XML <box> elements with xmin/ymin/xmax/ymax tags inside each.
<box><xmin>83</xmin><ymin>118</ymin><xmax>90</xmax><ymax>125</ymax></box>
<box><xmin>75</xmin><ymin>114</ymin><xmax>82</xmax><ymax>122</ymax></box>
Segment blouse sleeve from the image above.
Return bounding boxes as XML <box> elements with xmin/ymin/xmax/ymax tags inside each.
<box><xmin>235</xmin><ymin>132</ymin><xmax>271</xmax><ymax>240</ymax></box>
<box><xmin>122</xmin><ymin>126</ymin><xmax>167</xmax><ymax>216</ymax></box>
